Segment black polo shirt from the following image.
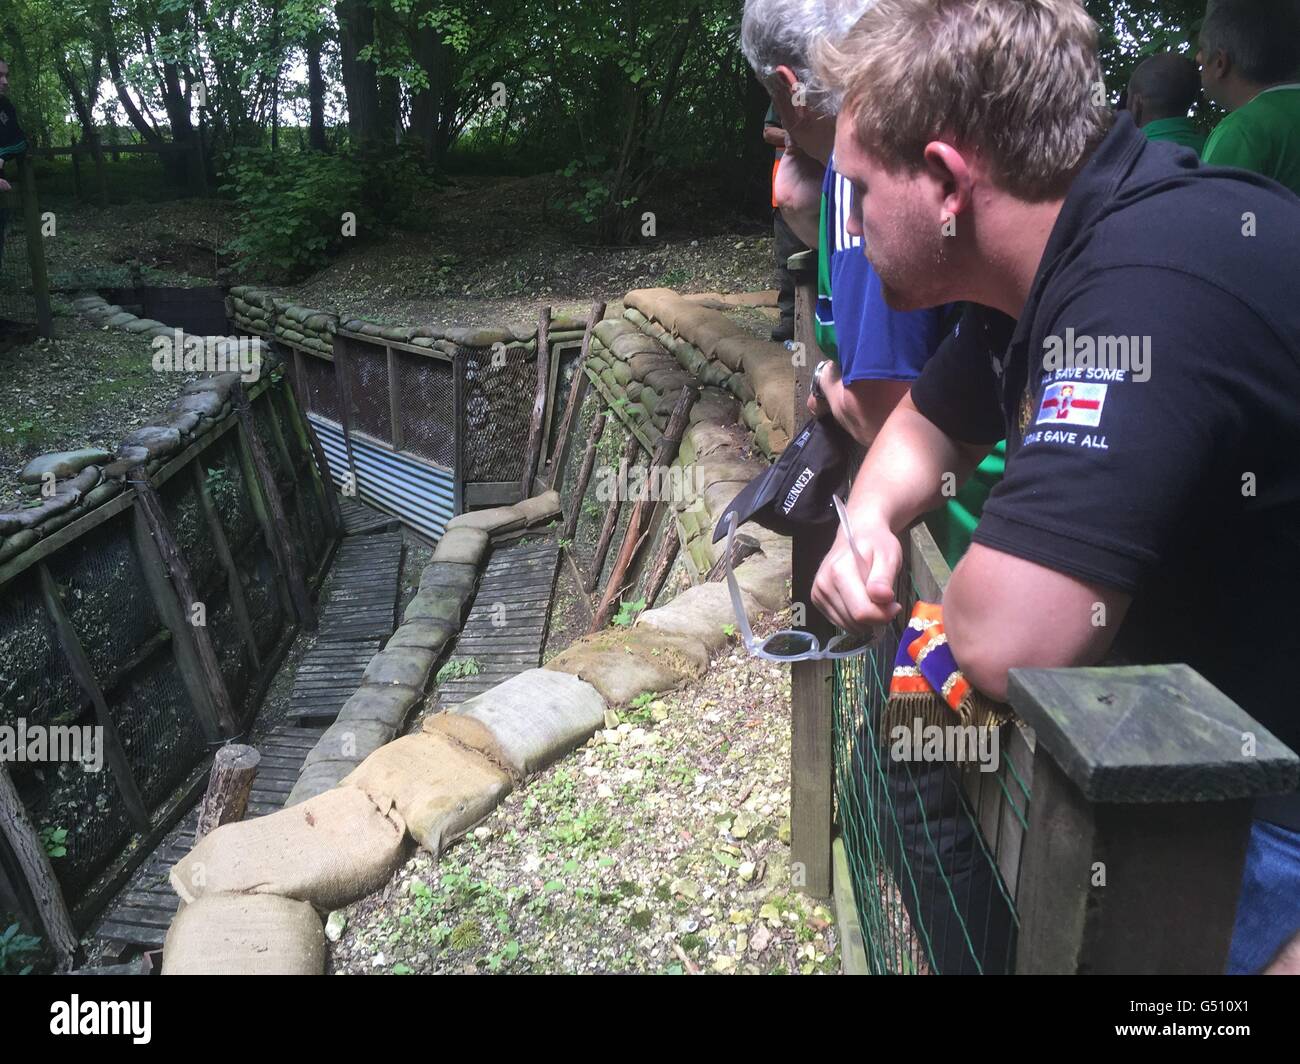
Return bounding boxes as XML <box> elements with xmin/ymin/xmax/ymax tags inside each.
<box><xmin>0</xmin><ymin>96</ymin><xmax>25</xmax><ymax>159</ymax></box>
<box><xmin>911</xmin><ymin>113</ymin><xmax>1300</xmax><ymax>792</ymax></box>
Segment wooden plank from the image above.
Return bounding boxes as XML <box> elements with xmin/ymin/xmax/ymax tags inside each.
<box><xmin>131</xmin><ymin>467</ymin><xmax>239</xmax><ymax>738</ymax></box>
<box><xmin>788</xmin><ymin>251</ymin><xmax>833</xmax><ymax>900</ymax></box>
<box><xmin>585</xmin><ymin>432</ymin><xmax>642</xmax><ymax>593</ymax></box>
<box><xmin>548</xmin><ymin>300</ymin><xmax>605</xmax><ymax>490</ymax></box>
<box><xmin>232</xmin><ymin>382</ymin><xmax>316</xmax><ymax>631</ymax></box>
<box><xmin>520</xmin><ymin>306</ymin><xmax>552</xmax><ymax>500</ymax></box>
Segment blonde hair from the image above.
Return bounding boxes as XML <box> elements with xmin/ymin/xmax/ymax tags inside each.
<box><xmin>815</xmin><ymin>0</ymin><xmax>1113</xmax><ymax>201</ymax></box>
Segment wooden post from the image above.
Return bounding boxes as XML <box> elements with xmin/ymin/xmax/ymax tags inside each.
<box><xmin>231</xmin><ymin>382</ymin><xmax>316</xmax><ymax>631</ymax></box>
<box><xmin>192</xmin><ymin>462</ymin><xmax>262</xmax><ymax>672</ymax></box>
<box><xmin>1009</xmin><ymin>663</ymin><xmax>1300</xmax><ymax>974</ymax></box>
<box><xmin>195</xmin><ymin>744</ymin><xmax>261</xmax><ymax>842</ymax></box>
<box><xmin>37</xmin><ymin>562</ymin><xmax>151</xmax><ymax>831</ymax></box>
<box><xmin>0</xmin><ymin>761</ymin><xmax>78</xmax><ymax>968</ymax></box>
<box><xmin>281</xmin><ymin>371</ymin><xmax>343</xmax><ymax>536</ymax></box>
<box><xmin>332</xmin><ymin>333</ymin><xmax>360</xmax><ymax>503</ymax></box>
<box><xmin>131</xmin><ymin>466</ymin><xmax>240</xmax><ymax>738</ymax></box>
<box><xmin>453</xmin><ymin>349</ymin><xmax>466</xmax><ymax>515</ymax></box>
<box><xmin>590</xmin><ymin>385</ymin><xmax>697</xmax><ymax>631</ymax></box>
<box><xmin>520</xmin><ymin>306</ymin><xmax>552</xmax><ymax>500</ymax></box>
<box><xmin>642</xmin><ymin>518</ymin><xmax>680</xmax><ymax>609</ymax></box>
<box><xmin>787</xmin><ymin>248</ymin><xmax>834</xmax><ymax>899</ymax></box>
<box><xmin>386</xmin><ymin>344</ymin><xmax>404</xmax><ymax>450</ymax></box>
<box><xmin>18</xmin><ymin>157</ymin><xmax>53</xmax><ymax>338</ymax></box>
<box><xmin>563</xmin><ymin>412</ymin><xmax>606</xmax><ymax>543</ymax></box>
<box><xmin>704</xmin><ymin>532</ymin><xmax>761</xmax><ymax>582</ymax></box>
<box><xmin>585</xmin><ymin>430</ymin><xmax>641</xmax><ymax>594</ymax></box>
<box><xmin>548</xmin><ymin>300</ymin><xmax>606</xmax><ymax>490</ymax></box>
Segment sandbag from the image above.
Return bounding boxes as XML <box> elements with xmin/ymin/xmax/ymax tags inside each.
<box><xmin>637</xmin><ymin>579</ymin><xmax>762</xmax><ymax>652</ymax></box>
<box><xmin>343</xmin><ymin>732</ymin><xmax>512</xmax><ymax>854</ymax></box>
<box><xmin>449</xmin><ymin>668</ymin><xmax>606</xmax><ymax>775</ymax></box>
<box><xmin>514</xmin><ymin>489</ymin><xmax>561</xmax><ymax>526</ymax></box>
<box><xmin>443</xmin><ymin>505</ymin><xmax>525</xmax><ymax>535</ymax></box>
<box><xmin>170</xmin><ymin>786</ymin><xmax>407</xmax><ymax>911</ymax></box>
<box><xmin>431</xmin><ymin>526</ymin><xmax>489</xmax><ymax>565</ymax></box>
<box><xmin>544</xmin><ymin>630</ymin><xmax>708</xmax><ymax>707</ymax></box>
<box><xmin>162</xmin><ymin>894</ymin><xmax>325</xmax><ymax>976</ymax></box>
<box><xmin>336</xmin><ymin>683</ymin><xmax>424</xmax><ymax>730</ymax></box>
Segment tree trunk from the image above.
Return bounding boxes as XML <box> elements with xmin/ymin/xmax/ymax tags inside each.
<box><xmin>410</xmin><ymin>23</ymin><xmax>447</xmax><ymax>162</ymax></box>
<box><xmin>336</xmin><ymin>0</ymin><xmax>382</xmax><ymax>147</ymax></box>
<box><xmin>307</xmin><ymin>31</ymin><xmax>328</xmax><ymax>150</ymax></box>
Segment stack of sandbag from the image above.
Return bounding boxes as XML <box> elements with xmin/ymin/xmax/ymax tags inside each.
<box><xmin>622</xmin><ymin>289</ymin><xmax>794</xmax><ymax>460</ymax></box>
<box><xmin>274</xmin><ymin>303</ymin><xmax>338</xmax><ymax>356</ymax></box>
<box><xmin>228</xmin><ymin>286</ymin><xmax>276</xmax><ymax>337</ymax></box>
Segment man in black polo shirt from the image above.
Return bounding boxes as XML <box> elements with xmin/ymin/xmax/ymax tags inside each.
<box><xmin>811</xmin><ymin>0</ymin><xmax>1300</xmax><ymax>973</ymax></box>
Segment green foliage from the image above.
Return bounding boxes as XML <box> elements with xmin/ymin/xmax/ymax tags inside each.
<box><xmin>0</xmin><ymin>922</ymin><xmax>42</xmax><ymax>976</ymax></box>
<box><xmin>219</xmin><ymin>143</ymin><xmax>439</xmax><ymax>279</ymax></box>
<box><xmin>436</xmin><ymin>657</ymin><xmax>482</xmax><ymax>683</ymax></box>
<box><xmin>40</xmin><ymin>826</ymin><xmax>67</xmax><ymax>859</ymax></box>
<box><xmin>611</xmin><ymin>597</ymin><xmax>646</xmax><ymax>628</ymax></box>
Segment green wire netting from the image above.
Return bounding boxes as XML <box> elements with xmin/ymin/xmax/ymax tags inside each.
<box><xmin>831</xmin><ymin>569</ymin><xmax>1032</xmax><ymax>974</ymax></box>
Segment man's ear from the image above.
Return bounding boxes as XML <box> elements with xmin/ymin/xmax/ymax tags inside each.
<box><xmin>922</xmin><ymin>141</ymin><xmax>974</xmax><ymax>223</ymax></box>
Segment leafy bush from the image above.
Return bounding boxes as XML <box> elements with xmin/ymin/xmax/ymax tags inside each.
<box><xmin>0</xmin><ymin>922</ymin><xmax>42</xmax><ymax>976</ymax></box>
<box><xmin>220</xmin><ymin>144</ymin><xmax>441</xmax><ymax>280</ymax></box>
<box><xmin>612</xmin><ymin>597</ymin><xmax>646</xmax><ymax>628</ymax></box>
<box><xmin>436</xmin><ymin>657</ymin><xmax>482</xmax><ymax>683</ymax></box>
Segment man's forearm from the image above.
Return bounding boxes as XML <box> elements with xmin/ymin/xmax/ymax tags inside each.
<box><xmin>845</xmin><ymin>393</ymin><xmax>989</xmax><ymax>531</ymax></box>
<box><xmin>826</xmin><ymin>374</ymin><xmax>911</xmax><ymax>450</ymax></box>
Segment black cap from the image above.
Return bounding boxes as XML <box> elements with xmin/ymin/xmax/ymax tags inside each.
<box><xmin>711</xmin><ymin>416</ymin><xmax>853</xmax><ymax>543</ymax></box>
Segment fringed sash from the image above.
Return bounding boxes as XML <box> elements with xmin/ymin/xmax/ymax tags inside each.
<box><xmin>885</xmin><ymin>601</ymin><xmax>1012</xmax><ymax>736</ymax></box>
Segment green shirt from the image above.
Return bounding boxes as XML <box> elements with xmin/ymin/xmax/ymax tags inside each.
<box><xmin>1141</xmin><ymin>115</ymin><xmax>1206</xmax><ymax>154</ymax></box>
<box><xmin>1202</xmin><ymin>84</ymin><xmax>1300</xmax><ymax>196</ymax></box>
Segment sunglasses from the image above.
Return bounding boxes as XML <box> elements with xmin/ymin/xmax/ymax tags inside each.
<box><xmin>722</xmin><ymin>497</ymin><xmax>877</xmax><ymax>662</ymax></box>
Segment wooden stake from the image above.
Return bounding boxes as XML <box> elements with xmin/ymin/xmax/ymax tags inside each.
<box><xmin>585</xmin><ymin>430</ymin><xmax>642</xmax><ymax>594</ymax></box>
<box><xmin>563</xmin><ymin>411</ymin><xmax>606</xmax><ymax>543</ymax></box>
<box><xmin>131</xmin><ymin>467</ymin><xmax>240</xmax><ymax>738</ymax></box>
<box><xmin>548</xmin><ymin>300</ymin><xmax>606</xmax><ymax>490</ymax></box>
<box><xmin>195</xmin><ymin>744</ymin><xmax>261</xmax><ymax>842</ymax></box>
<box><xmin>231</xmin><ymin>382</ymin><xmax>316</xmax><ymax>631</ymax></box>
<box><xmin>0</xmin><ymin>761</ymin><xmax>78</xmax><ymax>968</ymax></box>
<box><xmin>590</xmin><ymin>385</ymin><xmax>697</xmax><ymax>630</ymax></box>
<box><xmin>704</xmin><ymin>532</ymin><xmax>761</xmax><ymax>582</ymax></box>
<box><xmin>520</xmin><ymin>306</ymin><xmax>552</xmax><ymax>499</ymax></box>
<box><xmin>642</xmin><ymin>518</ymin><xmax>680</xmax><ymax>609</ymax></box>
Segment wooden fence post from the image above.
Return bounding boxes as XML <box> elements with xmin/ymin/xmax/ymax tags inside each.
<box><xmin>563</xmin><ymin>411</ymin><xmax>606</xmax><ymax>543</ymax></box>
<box><xmin>585</xmin><ymin>430</ymin><xmax>642</xmax><ymax>594</ymax></box>
<box><xmin>1008</xmin><ymin>663</ymin><xmax>1300</xmax><ymax>974</ymax></box>
<box><xmin>787</xmin><ymin>248</ymin><xmax>834</xmax><ymax>900</ymax></box>
<box><xmin>520</xmin><ymin>306</ymin><xmax>552</xmax><ymax>500</ymax></box>
<box><xmin>195</xmin><ymin>744</ymin><xmax>261</xmax><ymax>843</ymax></box>
<box><xmin>548</xmin><ymin>300</ymin><xmax>606</xmax><ymax>490</ymax></box>
<box><xmin>18</xmin><ymin>157</ymin><xmax>53</xmax><ymax>338</ymax></box>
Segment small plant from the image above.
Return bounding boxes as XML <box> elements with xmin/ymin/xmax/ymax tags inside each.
<box><xmin>612</xmin><ymin>597</ymin><xmax>646</xmax><ymax>628</ymax></box>
<box><xmin>436</xmin><ymin>658</ymin><xmax>482</xmax><ymax>683</ymax></box>
<box><xmin>0</xmin><ymin>922</ymin><xmax>41</xmax><ymax>975</ymax></box>
<box><xmin>722</xmin><ymin>623</ymin><xmax>737</xmax><ymax>639</ymax></box>
<box><xmin>40</xmin><ymin>826</ymin><xmax>67</xmax><ymax>859</ymax></box>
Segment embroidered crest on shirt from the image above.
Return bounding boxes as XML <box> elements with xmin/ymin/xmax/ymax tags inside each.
<box><xmin>1036</xmin><ymin>381</ymin><xmax>1107</xmax><ymax>427</ymax></box>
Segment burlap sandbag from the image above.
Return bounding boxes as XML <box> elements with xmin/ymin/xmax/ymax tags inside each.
<box><xmin>593</xmin><ymin>318</ymin><xmax>639</xmax><ymax>348</ymax></box>
<box><xmin>544</xmin><ymin>630</ymin><xmax>708</xmax><ymax>707</ymax></box>
<box><xmin>689</xmin><ymin>390</ymin><xmax>742</xmax><ymax>426</ymax></box>
<box><xmin>162</xmin><ymin>894</ymin><xmax>325</xmax><ymax>976</ymax></box>
<box><xmin>431</xmin><ymin>526</ymin><xmax>489</xmax><ymax>565</ymax></box>
<box><xmin>170</xmin><ymin>786</ymin><xmax>407</xmax><ymax>911</ymax></box>
<box><xmin>611</xmin><ymin>333</ymin><xmax>665</xmax><ymax>360</ymax></box>
<box><xmin>624</xmin><ymin>288</ymin><xmax>683</xmax><ymax>333</ymax></box>
<box><xmin>671</xmin><ymin>305</ymin><xmax>747</xmax><ymax>360</ymax></box>
<box><xmin>342</xmin><ymin>732</ymin><xmax>512</xmax><ymax>854</ymax></box>
<box><xmin>734</xmin><ymin>548</ymin><xmax>793</xmax><ymax>611</ymax></box>
<box><xmin>685</xmin><ymin>420</ymin><xmax>739</xmax><ymax>461</ymax></box>
<box><xmin>443</xmin><ymin>505</ymin><xmax>525</xmax><ymax>535</ymax></box>
<box><xmin>515</xmin><ymin>489</ymin><xmax>561</xmax><ymax>526</ymax></box>
<box><xmin>742</xmin><ymin>347</ymin><xmax>797</xmax><ymax>437</ymax></box>
<box><xmin>449</xmin><ymin>668</ymin><xmax>607</xmax><ymax>775</ymax></box>
<box><xmin>637</xmin><ymin>579</ymin><xmax>762</xmax><ymax>652</ymax></box>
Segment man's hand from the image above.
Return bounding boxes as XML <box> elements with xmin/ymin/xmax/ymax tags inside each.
<box><xmin>763</xmin><ymin>126</ymin><xmax>788</xmax><ymax>148</ymax></box>
<box><xmin>774</xmin><ymin>148</ymin><xmax>825</xmax><ymax>249</ymax></box>
<box><xmin>812</xmin><ymin>506</ymin><xmax>904</xmax><ymax>631</ymax></box>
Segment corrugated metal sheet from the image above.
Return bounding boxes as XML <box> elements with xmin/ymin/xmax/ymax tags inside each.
<box><xmin>310</xmin><ymin>415</ymin><xmax>454</xmax><ymax>541</ymax></box>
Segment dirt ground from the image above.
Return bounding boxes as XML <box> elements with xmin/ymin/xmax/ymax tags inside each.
<box><xmin>328</xmin><ymin>610</ymin><xmax>837</xmax><ymax>976</ymax></box>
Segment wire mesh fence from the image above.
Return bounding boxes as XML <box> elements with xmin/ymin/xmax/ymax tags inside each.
<box><xmin>0</xmin><ymin>378</ymin><xmax>328</xmax><ymax>922</ymax></box>
<box><xmin>832</xmin><ymin>560</ymin><xmax>1030</xmax><ymax>975</ymax></box>
<box><xmin>0</xmin><ymin>195</ymin><xmax>35</xmax><ymax>330</ymax></box>
<box><xmin>460</xmin><ymin>342</ymin><xmax>537</xmax><ymax>483</ymax></box>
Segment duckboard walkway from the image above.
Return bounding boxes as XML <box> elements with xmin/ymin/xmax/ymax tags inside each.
<box><xmin>436</xmin><ymin>536</ymin><xmax>560</xmax><ymax>707</ymax></box>
<box><xmin>89</xmin><ymin>498</ymin><xmax>405</xmax><ymax>953</ymax></box>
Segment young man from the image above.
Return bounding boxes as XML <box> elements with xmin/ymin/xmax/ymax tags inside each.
<box><xmin>1199</xmin><ymin>0</ymin><xmax>1300</xmax><ymax>193</ymax></box>
<box><xmin>1127</xmin><ymin>52</ymin><xmax>1206</xmax><ymax>152</ymax></box>
<box><xmin>812</xmin><ymin>0</ymin><xmax>1300</xmax><ymax>974</ymax></box>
